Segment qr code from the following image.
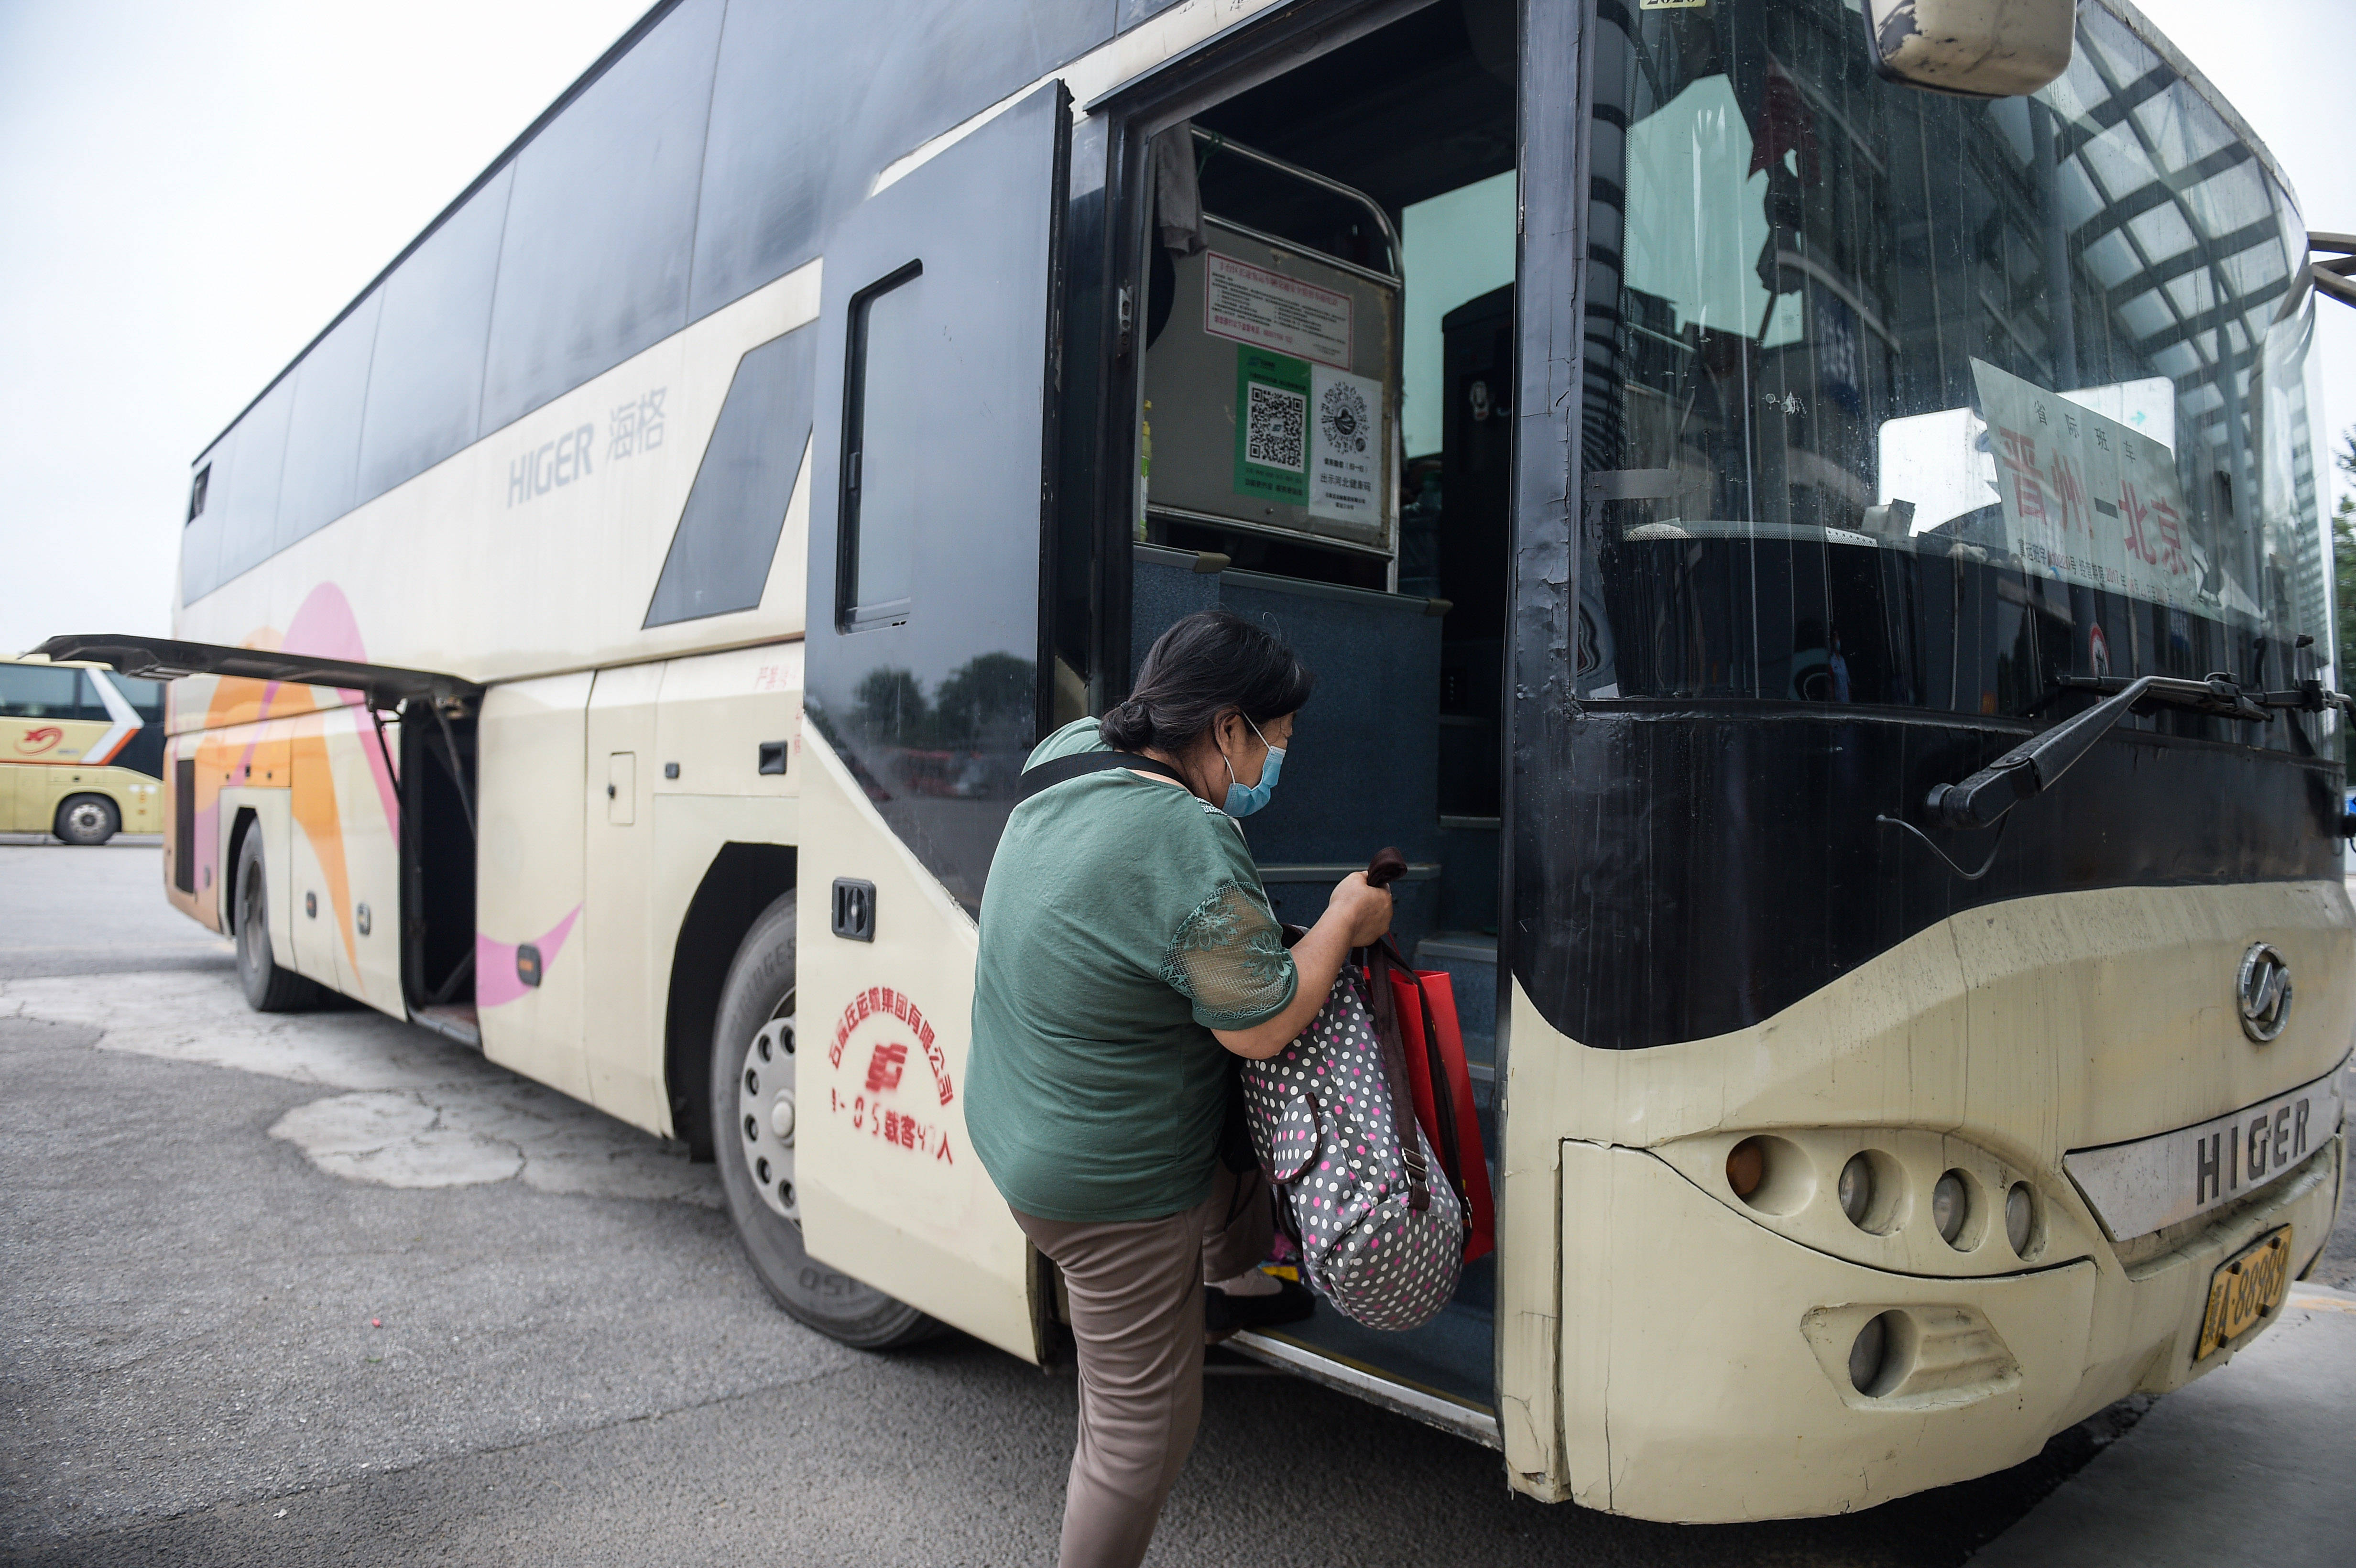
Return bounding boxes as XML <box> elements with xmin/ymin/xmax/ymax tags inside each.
<box><xmin>1244</xmin><ymin>382</ymin><xmax>1307</xmax><ymax>472</ymax></box>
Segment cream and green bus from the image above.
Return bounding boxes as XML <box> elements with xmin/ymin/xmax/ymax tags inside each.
<box><xmin>44</xmin><ymin>0</ymin><xmax>2351</xmax><ymax>1521</ymax></box>
<box><xmin>0</xmin><ymin>655</ymin><xmax>166</xmax><ymax>844</ymax></box>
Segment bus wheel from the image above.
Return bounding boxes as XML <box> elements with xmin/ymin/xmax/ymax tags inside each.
<box><xmin>233</xmin><ymin>832</ymin><xmax>323</xmax><ymax>1013</ymax></box>
<box><xmin>710</xmin><ymin>891</ymin><xmax>938</xmax><ymax>1349</ymax></box>
<box><xmin>54</xmin><ymin>794</ymin><xmax>119</xmax><ymax>847</ymax></box>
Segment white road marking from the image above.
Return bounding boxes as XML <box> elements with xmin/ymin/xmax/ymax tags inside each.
<box><xmin>1</xmin><ymin>969</ymin><xmax>718</xmax><ymax>1206</ymax></box>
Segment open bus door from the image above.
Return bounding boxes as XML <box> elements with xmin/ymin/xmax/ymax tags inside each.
<box><xmin>795</xmin><ymin>82</ymin><xmax>1072</xmax><ymax>1360</ymax></box>
<box><xmin>31</xmin><ymin>632</ymin><xmax>483</xmax><ymax>1035</ymax></box>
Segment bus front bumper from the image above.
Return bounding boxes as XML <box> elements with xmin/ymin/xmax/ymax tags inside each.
<box><xmin>1554</xmin><ymin>1132</ymin><xmax>2345</xmax><ymax>1522</ymax></box>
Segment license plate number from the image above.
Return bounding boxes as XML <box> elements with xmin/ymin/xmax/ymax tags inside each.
<box><xmin>2195</xmin><ymin>1226</ymin><xmax>2292</xmax><ymax>1361</ymax></box>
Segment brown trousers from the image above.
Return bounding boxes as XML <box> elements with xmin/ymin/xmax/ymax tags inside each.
<box><xmin>1013</xmin><ymin>1164</ymin><xmax>1272</xmax><ymax>1568</ymax></box>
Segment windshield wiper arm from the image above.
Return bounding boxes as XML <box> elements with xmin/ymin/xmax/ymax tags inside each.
<box><xmin>1924</xmin><ymin>674</ymin><xmax>2298</xmax><ymax>831</ymax></box>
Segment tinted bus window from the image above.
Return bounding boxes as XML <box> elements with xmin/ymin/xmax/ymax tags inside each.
<box><xmin>357</xmin><ymin>166</ymin><xmax>512</xmax><ymax>504</ymax></box>
<box><xmin>113</xmin><ymin>677</ymin><xmax>167</xmax><ymax>723</ymax></box>
<box><xmin>480</xmin><ymin>0</ymin><xmax>722</xmax><ymax>435</ymax></box>
<box><xmin>840</xmin><ymin>269</ymin><xmax>925</xmax><ymax>627</ymax></box>
<box><xmin>644</xmin><ymin>325</ymin><xmax>818</xmax><ymax>627</ymax></box>
<box><xmin>276</xmin><ymin>291</ymin><xmax>382</xmax><ymax>548</ymax></box>
<box><xmin>687</xmin><ymin>0</ymin><xmax>1113</xmax><ymax>323</ymax></box>
<box><xmin>687</xmin><ymin>1</ymin><xmax>853</xmax><ymax>319</ymax></box>
<box><xmin>182</xmin><ymin>437</ymin><xmax>231</xmax><ymax>604</ymax></box>
<box><xmin>0</xmin><ymin>665</ymin><xmax>83</xmax><ymax>718</ymax></box>
<box><xmin>215</xmin><ymin>377</ymin><xmax>294</xmax><ymax>585</ymax></box>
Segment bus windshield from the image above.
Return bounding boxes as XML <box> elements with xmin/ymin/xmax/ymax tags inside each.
<box><xmin>1579</xmin><ymin>0</ymin><xmax>2331</xmax><ymax>748</ymax></box>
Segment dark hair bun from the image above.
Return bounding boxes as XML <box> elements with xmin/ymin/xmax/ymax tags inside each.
<box><xmin>1098</xmin><ymin>699</ymin><xmax>1152</xmax><ymax>751</ymax></box>
<box><xmin>1104</xmin><ymin>611</ymin><xmax>1313</xmax><ymax>756</ymax></box>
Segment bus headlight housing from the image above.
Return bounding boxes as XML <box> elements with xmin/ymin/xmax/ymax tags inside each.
<box><xmin>1654</xmin><ymin>1128</ymin><xmax>2087</xmax><ymax>1277</ymax></box>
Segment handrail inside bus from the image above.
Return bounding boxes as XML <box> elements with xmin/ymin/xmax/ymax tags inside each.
<box><xmin>1189</xmin><ymin>125</ymin><xmax>1403</xmax><ymax>281</ymax></box>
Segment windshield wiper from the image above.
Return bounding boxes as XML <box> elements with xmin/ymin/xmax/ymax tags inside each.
<box><xmin>1919</xmin><ymin>673</ymin><xmax>2347</xmax><ymax>832</ymax></box>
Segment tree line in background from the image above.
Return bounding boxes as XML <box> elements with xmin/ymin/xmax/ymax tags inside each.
<box><xmin>853</xmin><ymin>653</ymin><xmax>1035</xmax><ymax>751</ymax></box>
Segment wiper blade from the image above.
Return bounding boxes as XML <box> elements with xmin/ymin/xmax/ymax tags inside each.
<box><xmin>1922</xmin><ymin>673</ymin><xmax>2327</xmax><ymax>832</ymax></box>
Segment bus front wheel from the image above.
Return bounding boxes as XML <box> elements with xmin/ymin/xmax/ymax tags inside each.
<box><xmin>710</xmin><ymin>891</ymin><xmax>938</xmax><ymax>1349</ymax></box>
<box><xmin>233</xmin><ymin>832</ymin><xmax>324</xmax><ymax>1013</ymax></box>
<box><xmin>54</xmin><ymin>794</ymin><xmax>119</xmax><ymax>847</ymax></box>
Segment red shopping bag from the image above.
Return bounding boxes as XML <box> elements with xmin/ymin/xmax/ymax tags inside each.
<box><xmin>1386</xmin><ymin>963</ymin><xmax>1495</xmax><ymax>1263</ymax></box>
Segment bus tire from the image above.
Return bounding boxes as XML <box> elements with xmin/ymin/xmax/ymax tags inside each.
<box><xmin>54</xmin><ymin>794</ymin><xmax>120</xmax><ymax>847</ymax></box>
<box><xmin>710</xmin><ymin>891</ymin><xmax>938</xmax><ymax>1349</ymax></box>
<box><xmin>233</xmin><ymin>831</ymin><xmax>324</xmax><ymax>1013</ymax></box>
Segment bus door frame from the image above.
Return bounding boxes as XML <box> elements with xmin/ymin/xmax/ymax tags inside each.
<box><xmin>1074</xmin><ymin>0</ymin><xmax>1557</xmax><ymax>1446</ymax></box>
<box><xmin>1497</xmin><ymin>0</ymin><xmax>1590</xmax><ymax>1498</ymax></box>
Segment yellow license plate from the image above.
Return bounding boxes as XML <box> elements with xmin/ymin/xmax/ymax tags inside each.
<box><xmin>2195</xmin><ymin>1226</ymin><xmax>2293</xmax><ymax>1361</ymax></box>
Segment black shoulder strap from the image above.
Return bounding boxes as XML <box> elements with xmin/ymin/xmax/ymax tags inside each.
<box><xmin>1014</xmin><ymin>750</ymin><xmax>1186</xmax><ymax>802</ymax></box>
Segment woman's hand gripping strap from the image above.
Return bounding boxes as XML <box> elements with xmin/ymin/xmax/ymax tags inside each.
<box><xmin>1359</xmin><ymin>848</ymin><xmax>1429</xmax><ymax>1213</ymax></box>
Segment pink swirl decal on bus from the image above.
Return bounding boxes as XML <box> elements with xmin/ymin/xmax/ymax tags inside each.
<box><xmin>475</xmin><ymin>905</ymin><xmax>583</xmax><ymax>1008</ymax></box>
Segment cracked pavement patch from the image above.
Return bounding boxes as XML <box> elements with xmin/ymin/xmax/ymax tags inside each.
<box><xmin>1</xmin><ymin>969</ymin><xmax>717</xmax><ymax>1205</ymax></box>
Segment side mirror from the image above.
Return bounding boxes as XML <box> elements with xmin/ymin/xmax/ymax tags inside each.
<box><xmin>1859</xmin><ymin>0</ymin><xmax>2075</xmax><ymax>99</ymax></box>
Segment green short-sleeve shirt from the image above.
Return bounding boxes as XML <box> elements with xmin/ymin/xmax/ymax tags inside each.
<box><xmin>965</xmin><ymin>719</ymin><xmax>1298</xmax><ymax>1223</ymax></box>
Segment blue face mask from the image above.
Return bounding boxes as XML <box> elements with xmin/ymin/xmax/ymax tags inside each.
<box><xmin>1221</xmin><ymin>716</ymin><xmax>1286</xmax><ymax>817</ymax></box>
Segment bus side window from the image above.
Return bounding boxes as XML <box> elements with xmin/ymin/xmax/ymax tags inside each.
<box><xmin>114</xmin><ymin>677</ymin><xmax>168</xmax><ymax>724</ymax></box>
<box><xmin>73</xmin><ymin>673</ymin><xmax>113</xmax><ymax>722</ymax></box>
<box><xmin>836</xmin><ymin>263</ymin><xmax>924</xmax><ymax>631</ymax></box>
<box><xmin>0</xmin><ymin>664</ymin><xmax>81</xmax><ymax>719</ymax></box>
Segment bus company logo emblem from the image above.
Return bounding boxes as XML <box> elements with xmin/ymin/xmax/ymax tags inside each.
<box><xmin>15</xmin><ymin>726</ymin><xmax>62</xmax><ymax>755</ymax></box>
<box><xmin>864</xmin><ymin>1041</ymin><xmax>907</xmax><ymax>1095</ymax></box>
<box><xmin>829</xmin><ymin>984</ymin><xmax>952</xmax><ymax>1105</ymax></box>
<box><xmin>2236</xmin><ymin>943</ymin><xmax>2291</xmax><ymax>1042</ymax></box>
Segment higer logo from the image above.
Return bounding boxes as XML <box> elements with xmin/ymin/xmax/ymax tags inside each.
<box><xmin>14</xmin><ymin>727</ymin><xmax>63</xmax><ymax>755</ymax></box>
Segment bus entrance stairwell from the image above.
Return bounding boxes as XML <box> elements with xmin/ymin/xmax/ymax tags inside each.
<box><xmin>1113</xmin><ymin>0</ymin><xmax>1523</xmax><ymax>1439</ymax></box>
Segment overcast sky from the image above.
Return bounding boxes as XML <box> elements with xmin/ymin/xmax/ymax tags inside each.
<box><xmin>0</xmin><ymin>0</ymin><xmax>2348</xmax><ymax>656</ymax></box>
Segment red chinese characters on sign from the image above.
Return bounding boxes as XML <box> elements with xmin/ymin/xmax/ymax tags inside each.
<box><xmin>2121</xmin><ymin>481</ymin><xmax>2155</xmax><ymax>565</ymax></box>
<box><xmin>2046</xmin><ymin>448</ymin><xmax>2089</xmax><ymax>536</ymax></box>
<box><xmin>2150</xmin><ymin>495</ymin><xmax>2188</xmax><ymax>577</ymax></box>
<box><xmin>1971</xmin><ymin>357</ymin><xmax>2198</xmax><ymax>607</ymax></box>
<box><xmin>831</xmin><ymin>1088</ymin><xmax>954</xmax><ymax>1163</ymax></box>
<box><xmin>828</xmin><ymin>984</ymin><xmax>954</xmax><ymax>1106</ymax></box>
<box><xmin>1993</xmin><ymin>428</ymin><xmax>2047</xmax><ymax>528</ymax></box>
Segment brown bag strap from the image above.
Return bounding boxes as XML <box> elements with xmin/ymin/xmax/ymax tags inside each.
<box><xmin>1363</xmin><ymin>941</ymin><xmax>1430</xmax><ymax>1212</ymax></box>
<box><xmin>1358</xmin><ymin>846</ymin><xmax>1428</xmax><ymax>1212</ymax></box>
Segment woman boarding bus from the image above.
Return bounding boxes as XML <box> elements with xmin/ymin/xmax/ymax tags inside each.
<box><xmin>44</xmin><ymin>0</ymin><xmax>2349</xmax><ymax>1522</ymax></box>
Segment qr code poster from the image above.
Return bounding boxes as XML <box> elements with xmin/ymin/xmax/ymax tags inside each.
<box><xmin>1308</xmin><ymin>365</ymin><xmax>1383</xmax><ymax>523</ymax></box>
<box><xmin>1232</xmin><ymin>347</ymin><xmax>1310</xmax><ymax>507</ymax></box>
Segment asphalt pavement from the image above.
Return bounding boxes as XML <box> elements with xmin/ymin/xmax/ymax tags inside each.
<box><xmin>2</xmin><ymin>841</ymin><xmax>2349</xmax><ymax>1567</ymax></box>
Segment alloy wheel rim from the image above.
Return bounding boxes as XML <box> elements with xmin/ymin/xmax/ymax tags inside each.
<box><xmin>737</xmin><ymin>991</ymin><xmax>798</xmax><ymax>1224</ymax></box>
<box><xmin>64</xmin><ymin>803</ymin><xmax>106</xmax><ymax>837</ymax></box>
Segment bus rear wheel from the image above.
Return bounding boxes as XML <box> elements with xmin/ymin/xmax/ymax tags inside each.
<box><xmin>710</xmin><ymin>891</ymin><xmax>937</xmax><ymax>1349</ymax></box>
<box><xmin>54</xmin><ymin>794</ymin><xmax>119</xmax><ymax>847</ymax></box>
<box><xmin>233</xmin><ymin>831</ymin><xmax>324</xmax><ymax>1013</ymax></box>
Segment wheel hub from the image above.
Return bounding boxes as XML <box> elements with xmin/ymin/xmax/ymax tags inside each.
<box><xmin>738</xmin><ymin>1004</ymin><xmax>798</xmax><ymax>1223</ymax></box>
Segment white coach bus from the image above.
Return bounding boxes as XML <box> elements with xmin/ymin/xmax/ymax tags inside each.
<box><xmin>44</xmin><ymin>0</ymin><xmax>2353</xmax><ymax>1521</ymax></box>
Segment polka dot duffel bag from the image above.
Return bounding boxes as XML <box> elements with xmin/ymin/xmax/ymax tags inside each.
<box><xmin>1241</xmin><ymin>895</ymin><xmax>1464</xmax><ymax>1332</ymax></box>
